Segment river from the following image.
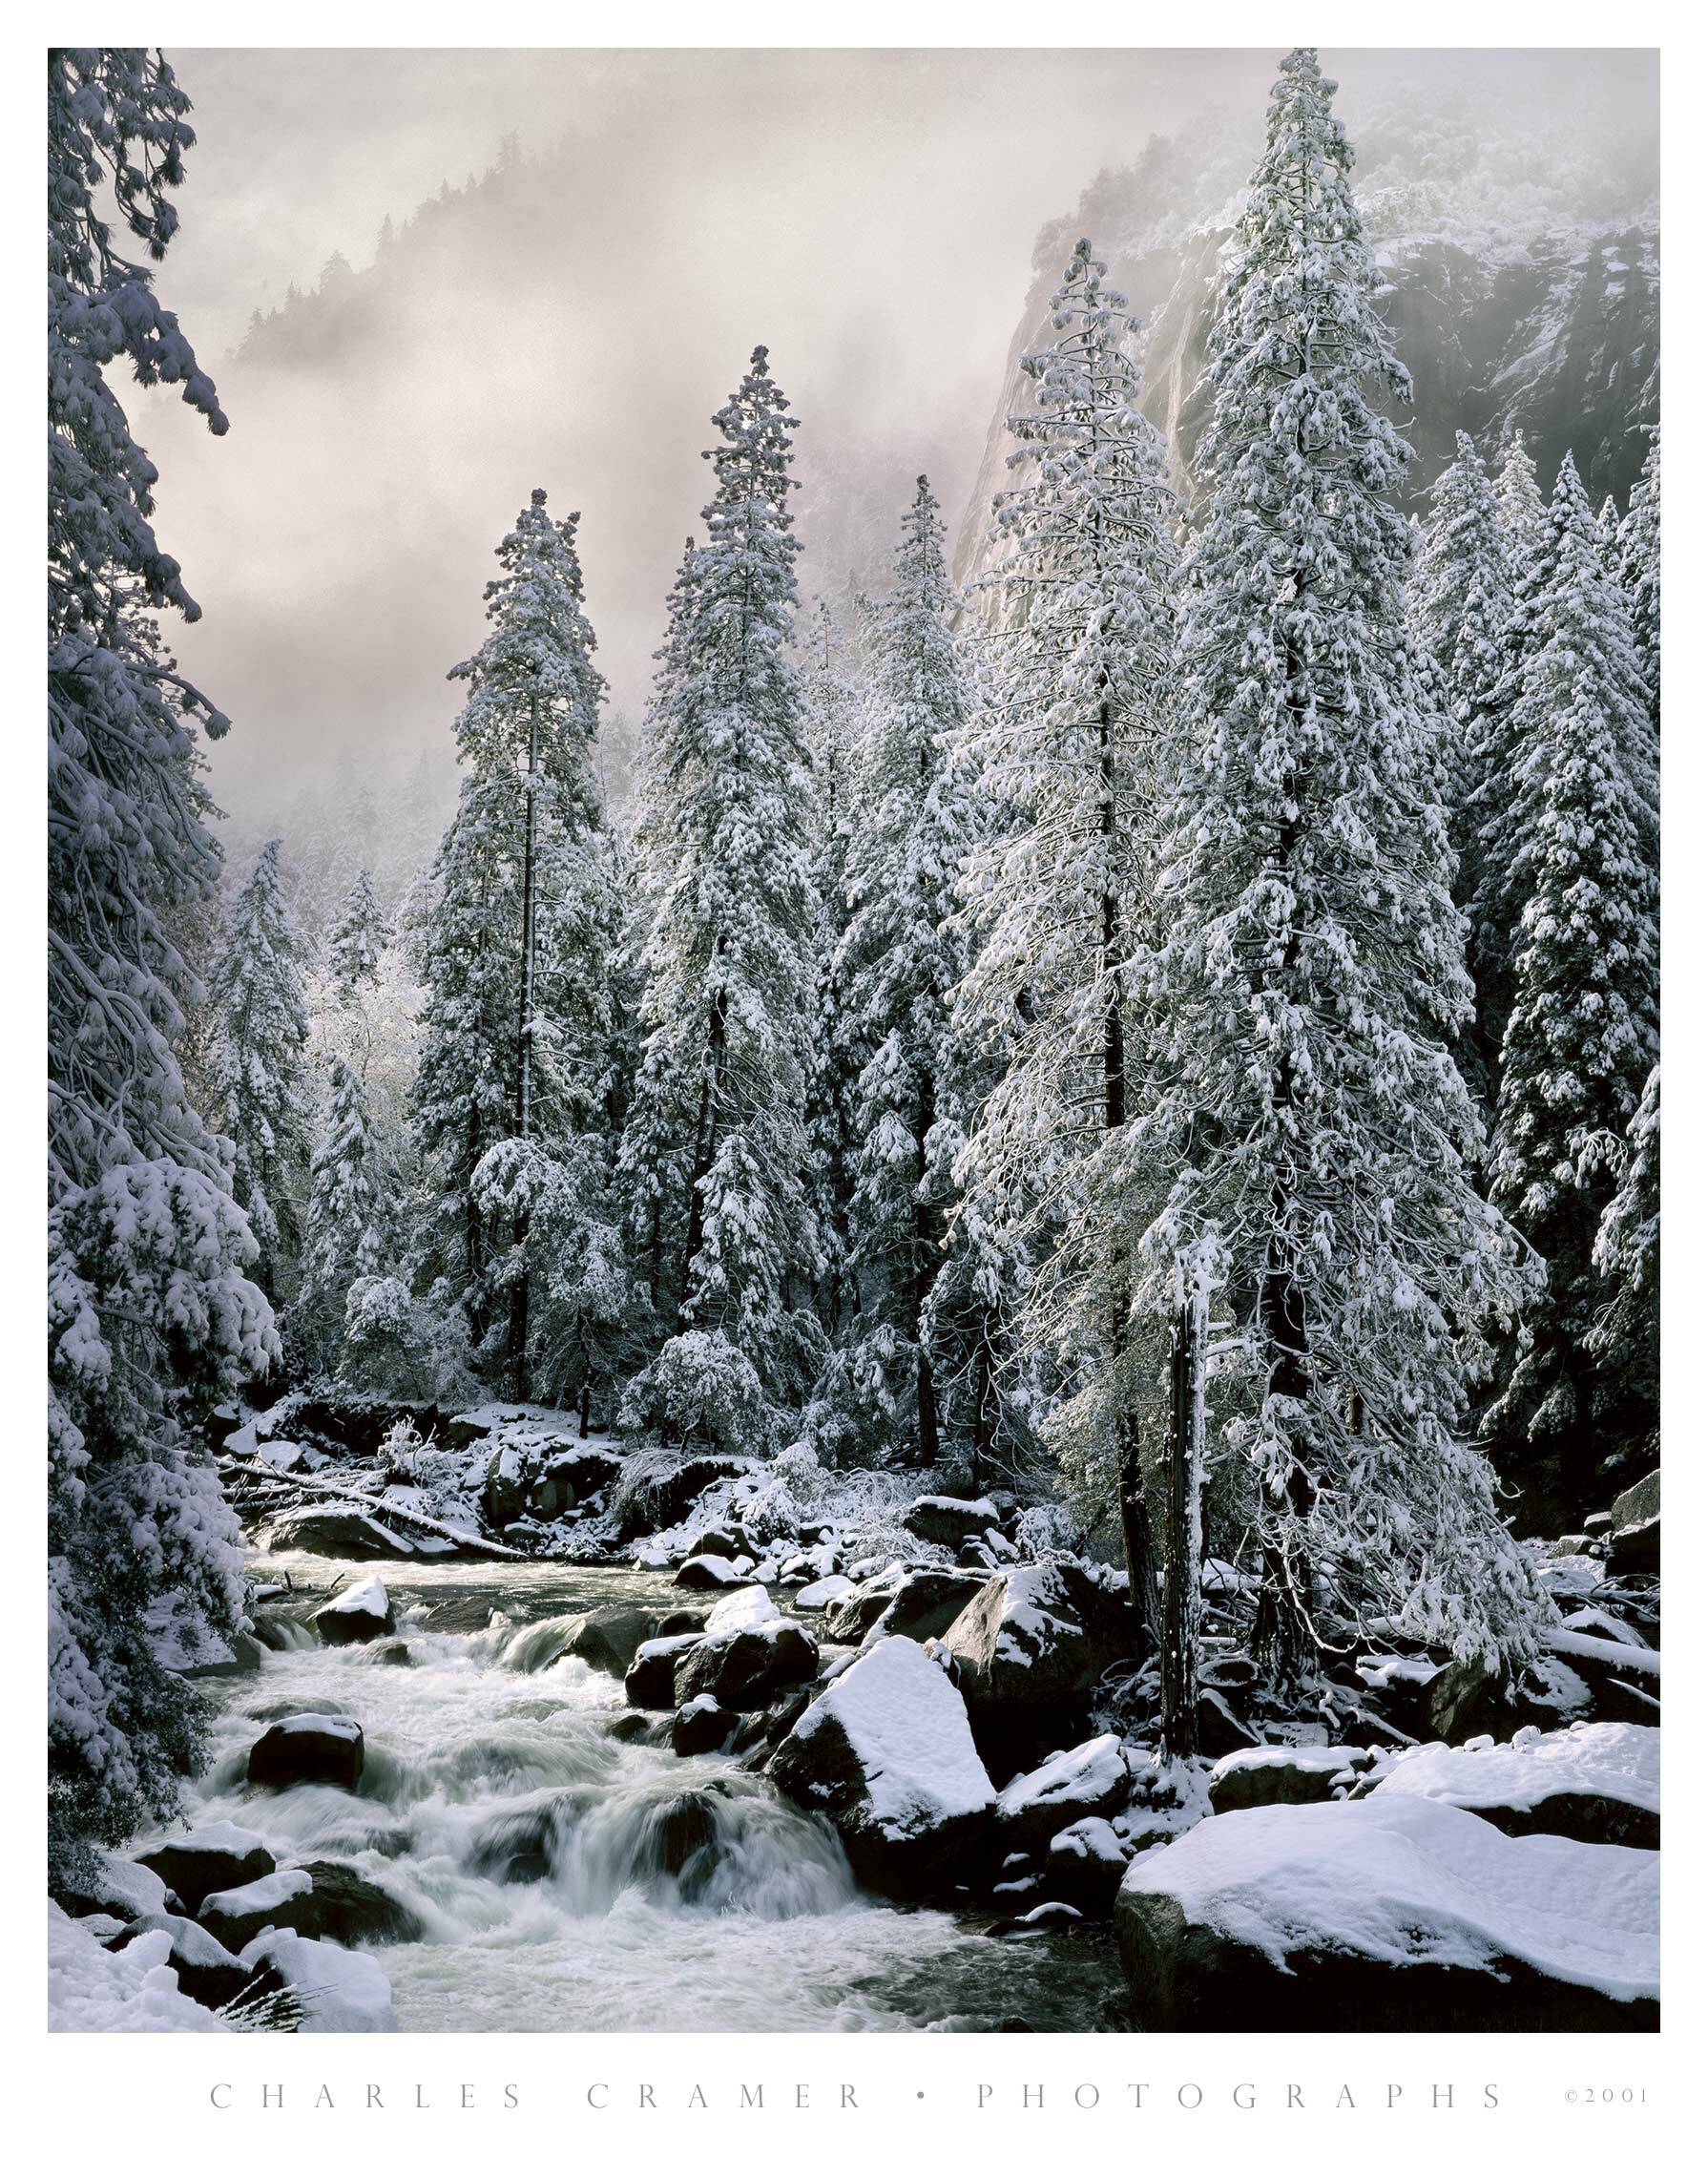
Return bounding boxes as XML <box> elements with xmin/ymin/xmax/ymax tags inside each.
<box><xmin>178</xmin><ymin>1554</ymin><xmax>1124</xmax><ymax>2033</ymax></box>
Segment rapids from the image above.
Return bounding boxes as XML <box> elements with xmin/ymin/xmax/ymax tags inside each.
<box><xmin>177</xmin><ymin>1555</ymin><xmax>1123</xmax><ymax>2032</ymax></box>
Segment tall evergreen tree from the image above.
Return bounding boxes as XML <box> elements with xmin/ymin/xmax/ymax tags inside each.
<box><xmin>1132</xmin><ymin>51</ymin><xmax>1552</xmax><ymax>1683</ymax></box>
<box><xmin>298</xmin><ymin>1056</ymin><xmax>399</xmax><ymax>1360</ymax></box>
<box><xmin>1587</xmin><ymin>1061</ymin><xmax>1659</xmax><ymax>1468</ymax></box>
<box><xmin>1485</xmin><ymin>457</ymin><xmax>1659</xmax><ymax>1492</ymax></box>
<box><xmin>1408</xmin><ymin>432</ymin><xmax>1513</xmax><ymax>1099</ymax></box>
<box><xmin>955</xmin><ymin>239</ymin><xmax>1179</xmax><ymax>1622</ymax></box>
<box><xmin>48</xmin><ymin>48</ymin><xmax>273</xmax><ymax>1889</ymax></box>
<box><xmin>208</xmin><ymin>838</ymin><xmax>312</xmax><ymax>1304</ymax></box>
<box><xmin>326</xmin><ymin>867</ymin><xmax>388</xmax><ymax>1006</ymax></box>
<box><xmin>800</xmin><ymin>598</ymin><xmax>868</xmax><ymax>1458</ymax></box>
<box><xmin>409</xmin><ymin>491</ymin><xmax>621</xmax><ymax>1395</ymax></box>
<box><xmin>839</xmin><ymin>478</ymin><xmax>979</xmax><ymax>1465</ymax></box>
<box><xmin>621</xmin><ymin>350</ymin><xmax>822</xmax><ymax>1444</ymax></box>
<box><xmin>1619</xmin><ymin>428</ymin><xmax>1660</xmax><ymax>741</ymax></box>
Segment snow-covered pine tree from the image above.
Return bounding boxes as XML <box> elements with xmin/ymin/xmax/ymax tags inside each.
<box><xmin>1587</xmin><ymin>1061</ymin><xmax>1659</xmax><ymax>1469</ymax></box>
<box><xmin>409</xmin><ymin>491</ymin><xmax>622</xmax><ymax>1400</ymax></box>
<box><xmin>48</xmin><ymin>48</ymin><xmax>274</xmax><ymax>1889</ymax></box>
<box><xmin>208</xmin><ymin>838</ymin><xmax>312</xmax><ymax>1305</ymax></box>
<box><xmin>298</xmin><ymin>1056</ymin><xmax>399</xmax><ymax>1362</ymax></box>
<box><xmin>1408</xmin><ymin>432</ymin><xmax>1512</xmax><ymax>1098</ymax></box>
<box><xmin>326</xmin><ymin>867</ymin><xmax>388</xmax><ymax>1006</ymax></box>
<box><xmin>1485</xmin><ymin>456</ymin><xmax>1659</xmax><ymax>1495</ymax></box>
<box><xmin>1619</xmin><ymin>428</ymin><xmax>1659</xmax><ymax>743</ymax></box>
<box><xmin>1133</xmin><ymin>50</ymin><xmax>1552</xmax><ymax>1684</ymax></box>
<box><xmin>621</xmin><ymin>350</ymin><xmax>822</xmax><ymax>1446</ymax></box>
<box><xmin>954</xmin><ymin>238</ymin><xmax>1179</xmax><ymax>1631</ymax></box>
<box><xmin>800</xmin><ymin>597</ymin><xmax>868</xmax><ymax>1461</ymax></box>
<box><xmin>838</xmin><ymin>478</ymin><xmax>979</xmax><ymax>1466</ymax></box>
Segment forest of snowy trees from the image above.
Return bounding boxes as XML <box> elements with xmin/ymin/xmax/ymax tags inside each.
<box><xmin>48</xmin><ymin>45</ymin><xmax>1658</xmax><ymax>1895</ymax></box>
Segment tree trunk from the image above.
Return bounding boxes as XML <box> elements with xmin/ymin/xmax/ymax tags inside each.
<box><xmin>1251</xmin><ymin>1221</ymin><xmax>1315</xmax><ymax>1682</ymax></box>
<box><xmin>1160</xmin><ymin>1294</ymin><xmax>1206</xmax><ymax>1760</ymax></box>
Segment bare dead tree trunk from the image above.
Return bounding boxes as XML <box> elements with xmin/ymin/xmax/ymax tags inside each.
<box><xmin>1160</xmin><ymin>1293</ymin><xmax>1206</xmax><ymax>1760</ymax></box>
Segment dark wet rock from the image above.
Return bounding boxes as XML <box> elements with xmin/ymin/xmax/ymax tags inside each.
<box><xmin>940</xmin><ymin>1559</ymin><xmax>1133</xmax><ymax>1776</ymax></box>
<box><xmin>254</xmin><ymin>1504</ymin><xmax>418</xmax><ymax>1561</ymax></box>
<box><xmin>606</xmin><ymin>1709</ymin><xmax>653</xmax><ymax>1743</ymax></box>
<box><xmin>104</xmin><ymin>1915</ymin><xmax>280</xmax><ymax>2012</ymax></box>
<box><xmin>732</xmin><ymin>1685</ymin><xmax>811</xmax><ymax>1768</ymax></box>
<box><xmin>656</xmin><ymin>1609</ymin><xmax>706</xmax><ymax>1638</ymax></box>
<box><xmin>135</xmin><ymin>1827</ymin><xmax>277</xmax><ymax>1915</ymax></box>
<box><xmin>468</xmin><ymin>1791</ymin><xmax>586</xmax><ymax>1885</ymax></box>
<box><xmin>673</xmin><ymin>1695</ymin><xmax>740</xmax><ymax>1755</ymax></box>
<box><xmin>674</xmin><ymin>1554</ymin><xmax>745</xmax><ymax>1592</ymax></box>
<box><xmin>1044</xmin><ymin>1816</ymin><xmax>1132</xmax><ymax>1915</ymax></box>
<box><xmin>1608</xmin><ymin>1469</ymin><xmax>1659</xmax><ymax>1573</ymax></box>
<box><xmin>651</xmin><ymin>1791</ymin><xmax>719</xmax><ymax>1877</ymax></box>
<box><xmin>247</xmin><ymin>1713</ymin><xmax>365</xmax><ymax>1790</ymax></box>
<box><xmin>905</xmin><ymin>1495</ymin><xmax>1001</xmax><ymax>1552</ymax></box>
<box><xmin>362</xmin><ymin>1639</ymin><xmax>412</xmax><ymax>1667</ymax></box>
<box><xmin>624</xmin><ymin>1633</ymin><xmax>702</xmax><ymax>1707</ymax></box>
<box><xmin>672</xmin><ymin>1621</ymin><xmax>818</xmax><ymax>1711</ymax></box>
<box><xmin>1429</xmin><ymin>1662</ymin><xmax>1538</xmax><ymax>1747</ymax></box>
<box><xmin>298</xmin><ymin>1861</ymin><xmax>425</xmax><ymax>1944</ymax></box>
<box><xmin>550</xmin><ymin>1604</ymin><xmax>660</xmax><ymax>1680</ymax></box>
<box><xmin>687</xmin><ymin>1524</ymin><xmax>758</xmax><ymax>1562</ymax></box>
<box><xmin>823</xmin><ymin>1567</ymin><xmax>986</xmax><ymax>1648</ymax></box>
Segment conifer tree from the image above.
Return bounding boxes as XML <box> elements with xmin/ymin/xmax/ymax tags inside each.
<box><xmin>839</xmin><ymin>479</ymin><xmax>978</xmax><ymax>1465</ymax></box>
<box><xmin>1133</xmin><ymin>51</ymin><xmax>1552</xmax><ymax>1683</ymax></box>
<box><xmin>1408</xmin><ymin>433</ymin><xmax>1513</xmax><ymax>1097</ymax></box>
<box><xmin>209</xmin><ymin>838</ymin><xmax>313</xmax><ymax>1304</ymax></box>
<box><xmin>298</xmin><ymin>1056</ymin><xmax>398</xmax><ymax>1359</ymax></box>
<box><xmin>1486</xmin><ymin>457</ymin><xmax>1659</xmax><ymax>1489</ymax></box>
<box><xmin>622</xmin><ymin>350</ymin><xmax>822</xmax><ymax>1443</ymax></box>
<box><xmin>410</xmin><ymin>491</ymin><xmax>621</xmax><ymax>1396</ymax></box>
<box><xmin>800</xmin><ymin>598</ymin><xmax>868</xmax><ymax>1457</ymax></box>
<box><xmin>1588</xmin><ymin>1062</ymin><xmax>1659</xmax><ymax>1466</ymax></box>
<box><xmin>327</xmin><ymin>867</ymin><xmax>388</xmax><ymax>1004</ymax></box>
<box><xmin>48</xmin><ymin>48</ymin><xmax>273</xmax><ymax>1888</ymax></box>
<box><xmin>955</xmin><ymin>239</ymin><xmax>1179</xmax><ymax>1623</ymax></box>
<box><xmin>1619</xmin><ymin>429</ymin><xmax>1659</xmax><ymax>738</ymax></box>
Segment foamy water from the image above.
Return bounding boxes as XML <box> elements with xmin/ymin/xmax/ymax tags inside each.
<box><xmin>173</xmin><ymin>1557</ymin><xmax>1120</xmax><ymax>2032</ymax></box>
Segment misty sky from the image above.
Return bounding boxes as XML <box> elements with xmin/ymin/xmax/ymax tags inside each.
<box><xmin>131</xmin><ymin>46</ymin><xmax>1657</xmax><ymax>835</ymax></box>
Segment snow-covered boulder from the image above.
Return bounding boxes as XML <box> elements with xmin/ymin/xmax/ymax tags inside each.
<box><xmin>102</xmin><ymin>1914</ymin><xmax>268</xmax><ymax>2012</ymax></box>
<box><xmin>608</xmin><ymin>1453</ymin><xmax>751</xmax><ymax>1539</ymax></box>
<box><xmin>793</xmin><ymin>1573</ymin><xmax>856</xmax><ymax>1611</ymax></box>
<box><xmin>484</xmin><ymin>1443</ymin><xmax>530</xmax><ymax>1527</ymax></box>
<box><xmin>291</xmin><ymin>1859</ymin><xmax>423</xmax><ymax>1945</ymax></box>
<box><xmin>1044</xmin><ymin>1814</ymin><xmax>1132</xmax><ymax>1913</ymax></box>
<box><xmin>940</xmin><ymin>1558</ymin><xmax>1131</xmax><ymax>1772</ymax></box>
<box><xmin>542</xmin><ymin>1603</ymin><xmax>660</xmax><ymax>1680</ymax></box>
<box><xmin>1209</xmin><ymin>1744</ymin><xmax>1372</xmax><ymax>1814</ymax></box>
<box><xmin>313</xmin><ymin>1574</ymin><xmax>394</xmax><ymax>1645</ymax></box>
<box><xmin>672</xmin><ymin>1586</ymin><xmax>817</xmax><ymax>1709</ymax></box>
<box><xmin>673</xmin><ymin>1692</ymin><xmax>739</xmax><ymax>1755</ymax></box>
<box><xmin>624</xmin><ymin>1632</ymin><xmax>702</xmax><ymax>1708</ymax></box>
<box><xmin>996</xmin><ymin>1732</ymin><xmax>1133</xmax><ymax>1846</ymax></box>
<box><xmin>133</xmin><ymin>1821</ymin><xmax>277</xmax><ymax>1914</ymax></box>
<box><xmin>1365</xmin><ymin>1724</ymin><xmax>1658</xmax><ymax>1848</ymax></box>
<box><xmin>822</xmin><ymin>1565</ymin><xmax>986</xmax><ymax>1647</ymax></box>
<box><xmin>904</xmin><ymin>1495</ymin><xmax>1001</xmax><ymax>1551</ymax></box>
<box><xmin>198</xmin><ymin>1867</ymin><xmax>318</xmax><ymax>1952</ymax></box>
<box><xmin>675</xmin><ymin>1552</ymin><xmax>744</xmax><ymax>1591</ymax></box>
<box><xmin>769</xmin><ymin>1635</ymin><xmax>996</xmax><ymax>1897</ymax></box>
<box><xmin>50</xmin><ymin>1901</ymin><xmax>226</xmax><ymax>2033</ymax></box>
<box><xmin>1114</xmin><ymin>1792</ymin><xmax>1658</xmax><ymax>2032</ymax></box>
<box><xmin>247</xmin><ymin>1712</ymin><xmax>365</xmax><ymax>1790</ymax></box>
<box><xmin>238</xmin><ymin>1929</ymin><xmax>397</xmax><ymax>2032</ymax></box>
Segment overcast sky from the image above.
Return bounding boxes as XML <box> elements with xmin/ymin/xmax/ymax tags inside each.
<box><xmin>132</xmin><ymin>47</ymin><xmax>1656</xmax><ymax>832</ymax></box>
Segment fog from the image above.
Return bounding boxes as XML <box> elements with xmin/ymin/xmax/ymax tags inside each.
<box><xmin>131</xmin><ymin>46</ymin><xmax>1657</xmax><ymax>843</ymax></box>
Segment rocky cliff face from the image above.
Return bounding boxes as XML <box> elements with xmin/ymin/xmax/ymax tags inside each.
<box><xmin>954</xmin><ymin>101</ymin><xmax>1657</xmax><ymax>587</ymax></box>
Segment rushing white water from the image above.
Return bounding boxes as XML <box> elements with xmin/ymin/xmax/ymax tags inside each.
<box><xmin>177</xmin><ymin>1556</ymin><xmax>1121</xmax><ymax>2032</ymax></box>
